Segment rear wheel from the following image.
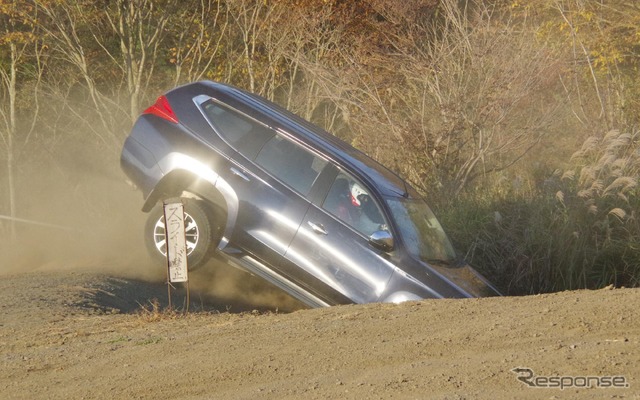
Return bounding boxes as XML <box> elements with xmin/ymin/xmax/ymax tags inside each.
<box><xmin>144</xmin><ymin>199</ymin><xmax>215</xmax><ymax>271</ymax></box>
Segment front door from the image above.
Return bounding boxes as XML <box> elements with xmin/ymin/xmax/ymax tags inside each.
<box><xmin>285</xmin><ymin>171</ymin><xmax>395</xmax><ymax>303</ymax></box>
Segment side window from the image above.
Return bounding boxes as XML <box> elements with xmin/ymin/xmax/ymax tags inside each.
<box><xmin>255</xmin><ymin>135</ymin><xmax>327</xmax><ymax>196</ymax></box>
<box><xmin>202</xmin><ymin>100</ymin><xmax>274</xmax><ymax>159</ymax></box>
<box><xmin>322</xmin><ymin>172</ymin><xmax>388</xmax><ymax>236</ymax></box>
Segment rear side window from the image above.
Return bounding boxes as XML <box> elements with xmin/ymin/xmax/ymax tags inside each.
<box><xmin>255</xmin><ymin>135</ymin><xmax>327</xmax><ymax>196</ymax></box>
<box><xmin>202</xmin><ymin>100</ymin><xmax>274</xmax><ymax>159</ymax></box>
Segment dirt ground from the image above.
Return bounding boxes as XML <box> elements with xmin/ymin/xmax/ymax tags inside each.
<box><xmin>0</xmin><ymin>261</ymin><xmax>638</xmax><ymax>400</ymax></box>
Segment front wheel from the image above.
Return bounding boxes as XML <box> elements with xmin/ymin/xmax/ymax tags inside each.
<box><xmin>144</xmin><ymin>199</ymin><xmax>215</xmax><ymax>271</ymax></box>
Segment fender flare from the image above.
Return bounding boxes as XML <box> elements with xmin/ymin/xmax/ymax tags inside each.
<box><xmin>142</xmin><ymin>153</ymin><xmax>239</xmax><ymax>250</ymax></box>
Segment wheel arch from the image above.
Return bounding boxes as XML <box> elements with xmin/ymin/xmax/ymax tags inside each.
<box><xmin>142</xmin><ymin>168</ymin><xmax>239</xmax><ymax>250</ymax></box>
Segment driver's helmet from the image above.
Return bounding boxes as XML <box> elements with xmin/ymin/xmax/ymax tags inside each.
<box><xmin>350</xmin><ymin>182</ymin><xmax>367</xmax><ymax>207</ymax></box>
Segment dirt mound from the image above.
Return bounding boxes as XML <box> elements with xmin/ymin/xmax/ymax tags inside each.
<box><xmin>0</xmin><ymin>268</ymin><xmax>637</xmax><ymax>399</ymax></box>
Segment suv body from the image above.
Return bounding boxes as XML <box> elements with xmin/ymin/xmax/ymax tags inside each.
<box><xmin>121</xmin><ymin>81</ymin><xmax>500</xmax><ymax>307</ymax></box>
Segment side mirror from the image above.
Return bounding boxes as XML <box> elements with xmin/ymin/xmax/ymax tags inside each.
<box><xmin>369</xmin><ymin>230</ymin><xmax>394</xmax><ymax>252</ymax></box>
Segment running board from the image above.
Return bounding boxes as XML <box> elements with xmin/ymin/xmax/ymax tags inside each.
<box><xmin>222</xmin><ymin>253</ymin><xmax>330</xmax><ymax>308</ymax></box>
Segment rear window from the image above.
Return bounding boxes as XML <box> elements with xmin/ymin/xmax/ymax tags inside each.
<box><xmin>201</xmin><ymin>100</ymin><xmax>274</xmax><ymax>159</ymax></box>
<box><xmin>255</xmin><ymin>135</ymin><xmax>327</xmax><ymax>196</ymax></box>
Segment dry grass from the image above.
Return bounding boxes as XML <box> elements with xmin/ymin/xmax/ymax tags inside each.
<box><xmin>564</xmin><ymin>130</ymin><xmax>638</xmax><ymax>210</ymax></box>
<box><xmin>437</xmin><ymin>129</ymin><xmax>640</xmax><ymax>295</ymax></box>
<box><xmin>136</xmin><ymin>298</ymin><xmax>187</xmax><ymax>322</ymax></box>
<box><xmin>135</xmin><ymin>297</ymin><xmax>278</xmax><ymax>324</ymax></box>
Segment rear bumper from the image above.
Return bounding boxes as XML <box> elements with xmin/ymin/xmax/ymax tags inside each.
<box><xmin>120</xmin><ymin>135</ymin><xmax>164</xmax><ymax>206</ymax></box>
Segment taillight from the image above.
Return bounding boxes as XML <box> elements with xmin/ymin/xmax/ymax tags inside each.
<box><xmin>142</xmin><ymin>95</ymin><xmax>178</xmax><ymax>123</ymax></box>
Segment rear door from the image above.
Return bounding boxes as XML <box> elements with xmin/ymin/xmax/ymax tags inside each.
<box><xmin>199</xmin><ymin>98</ymin><xmax>328</xmax><ymax>268</ymax></box>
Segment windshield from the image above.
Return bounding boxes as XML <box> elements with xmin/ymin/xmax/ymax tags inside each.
<box><xmin>386</xmin><ymin>197</ymin><xmax>457</xmax><ymax>262</ymax></box>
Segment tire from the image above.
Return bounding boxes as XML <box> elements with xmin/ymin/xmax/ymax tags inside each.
<box><xmin>144</xmin><ymin>199</ymin><xmax>216</xmax><ymax>271</ymax></box>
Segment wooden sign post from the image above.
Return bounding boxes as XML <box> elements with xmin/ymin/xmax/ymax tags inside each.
<box><xmin>163</xmin><ymin>201</ymin><xmax>189</xmax><ymax>310</ymax></box>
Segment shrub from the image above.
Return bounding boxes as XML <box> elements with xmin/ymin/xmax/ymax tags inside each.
<box><xmin>439</xmin><ymin>130</ymin><xmax>640</xmax><ymax>295</ymax></box>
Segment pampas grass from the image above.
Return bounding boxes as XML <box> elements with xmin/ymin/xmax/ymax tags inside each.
<box><xmin>436</xmin><ymin>129</ymin><xmax>640</xmax><ymax>295</ymax></box>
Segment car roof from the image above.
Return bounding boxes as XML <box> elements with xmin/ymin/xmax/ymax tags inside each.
<box><xmin>172</xmin><ymin>80</ymin><xmax>411</xmax><ymax>198</ymax></box>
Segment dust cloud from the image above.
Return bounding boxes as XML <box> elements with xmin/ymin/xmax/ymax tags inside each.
<box><xmin>188</xmin><ymin>262</ymin><xmax>305</xmax><ymax>312</ymax></box>
<box><xmin>0</xmin><ymin>138</ymin><xmax>303</xmax><ymax>312</ymax></box>
<box><xmin>0</xmin><ymin>139</ymin><xmax>155</xmax><ymax>280</ymax></box>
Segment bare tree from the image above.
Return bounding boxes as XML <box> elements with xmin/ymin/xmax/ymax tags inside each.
<box><xmin>226</xmin><ymin>0</ymin><xmax>265</xmax><ymax>93</ymax></box>
<box><xmin>226</xmin><ymin>0</ymin><xmax>292</xmax><ymax>96</ymax></box>
<box><xmin>273</xmin><ymin>4</ymin><xmax>359</xmax><ymax>134</ymax></box>
<box><xmin>0</xmin><ymin>2</ymin><xmax>44</xmax><ymax>239</ymax></box>
<box><xmin>345</xmin><ymin>0</ymin><xmax>564</xmax><ymax>194</ymax></box>
<box><xmin>547</xmin><ymin>0</ymin><xmax>640</xmax><ymax>129</ymax></box>
<box><xmin>0</xmin><ymin>40</ymin><xmax>21</xmax><ymax>239</ymax></box>
<box><xmin>36</xmin><ymin>0</ymin><xmax>178</xmax><ymax>153</ymax></box>
<box><xmin>37</xmin><ymin>1</ymin><xmax>126</xmax><ymax>150</ymax></box>
<box><xmin>103</xmin><ymin>0</ymin><xmax>176</xmax><ymax>120</ymax></box>
<box><xmin>170</xmin><ymin>0</ymin><xmax>229</xmax><ymax>85</ymax></box>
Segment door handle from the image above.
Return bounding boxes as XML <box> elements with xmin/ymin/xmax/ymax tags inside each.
<box><xmin>230</xmin><ymin>167</ymin><xmax>250</xmax><ymax>182</ymax></box>
<box><xmin>308</xmin><ymin>221</ymin><xmax>328</xmax><ymax>235</ymax></box>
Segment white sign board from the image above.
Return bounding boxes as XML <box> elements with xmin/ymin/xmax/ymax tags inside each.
<box><xmin>163</xmin><ymin>202</ymin><xmax>188</xmax><ymax>283</ymax></box>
